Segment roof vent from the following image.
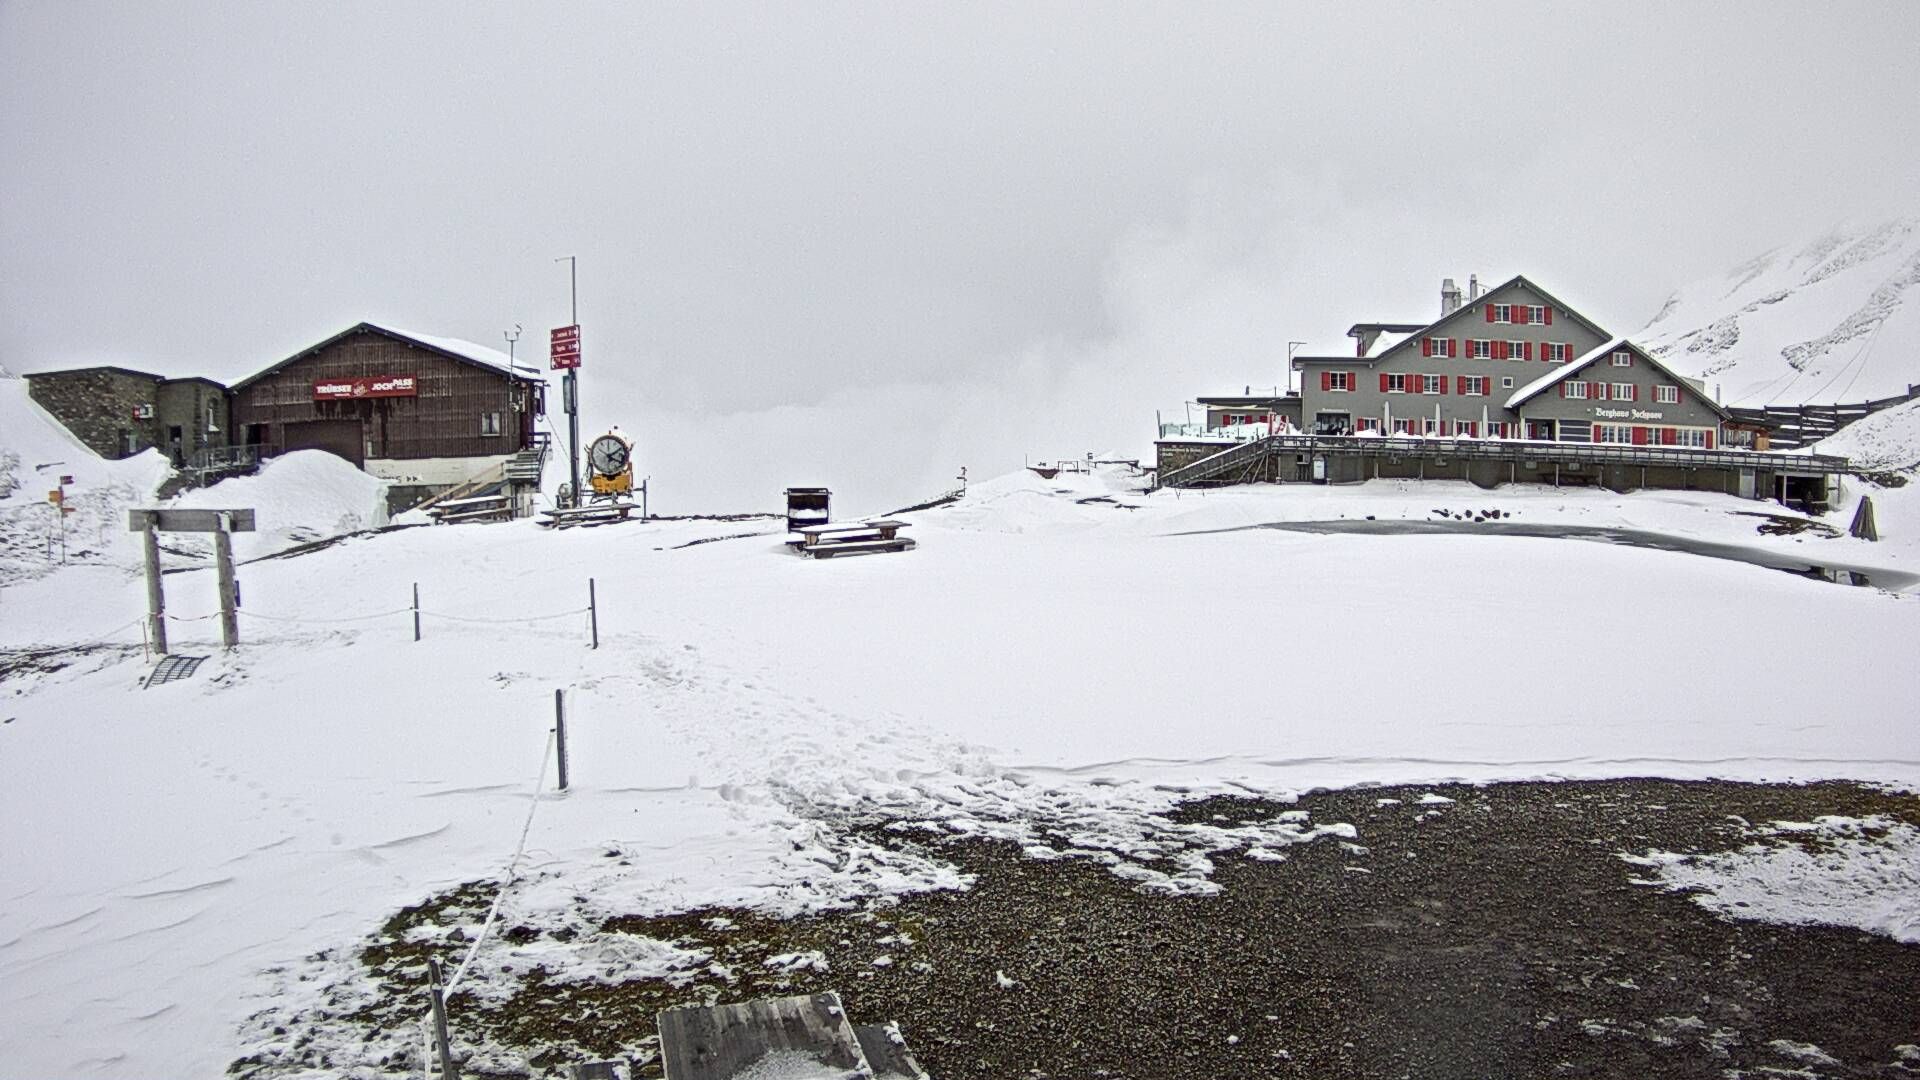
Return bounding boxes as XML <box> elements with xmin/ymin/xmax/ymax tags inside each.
<box><xmin>1440</xmin><ymin>277</ymin><xmax>1463</xmax><ymax>316</ymax></box>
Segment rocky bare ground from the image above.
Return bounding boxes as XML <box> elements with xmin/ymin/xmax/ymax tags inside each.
<box><xmin>239</xmin><ymin>779</ymin><xmax>1920</xmax><ymax>1079</ymax></box>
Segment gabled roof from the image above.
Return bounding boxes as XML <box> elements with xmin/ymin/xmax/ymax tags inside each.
<box><xmin>1298</xmin><ymin>275</ymin><xmax>1614</xmax><ymax>368</ymax></box>
<box><xmin>231</xmin><ymin>322</ymin><xmax>542</xmax><ymax>392</ymax></box>
<box><xmin>1505</xmin><ymin>338</ymin><xmax>1731</xmax><ymax>417</ymax></box>
<box><xmin>22</xmin><ymin>365</ymin><xmax>165</xmax><ymax>382</ymax></box>
<box><xmin>1346</xmin><ymin>322</ymin><xmax>1426</xmax><ymax>335</ymax></box>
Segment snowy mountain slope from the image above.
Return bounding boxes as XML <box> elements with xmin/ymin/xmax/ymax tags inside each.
<box><xmin>3</xmin><ymin>469</ymin><xmax>1918</xmax><ymax>1077</ymax></box>
<box><xmin>1639</xmin><ymin>218</ymin><xmax>1920</xmax><ymax>407</ymax></box>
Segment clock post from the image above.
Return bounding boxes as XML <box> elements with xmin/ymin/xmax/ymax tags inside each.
<box><xmin>553</xmin><ymin>256</ymin><xmax>583</xmax><ymax>507</ymax></box>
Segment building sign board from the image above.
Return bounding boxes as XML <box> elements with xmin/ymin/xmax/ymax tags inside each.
<box><xmin>1593</xmin><ymin>407</ymin><xmax>1664</xmax><ymax>421</ymax></box>
<box><xmin>550</xmin><ymin>324</ymin><xmax>581</xmax><ymax>370</ymax></box>
<box><xmin>126</xmin><ymin>508</ymin><xmax>258</xmax><ymax>533</ymax></box>
<box><xmin>312</xmin><ymin>376</ymin><xmax>418</xmax><ymax>400</ymax></box>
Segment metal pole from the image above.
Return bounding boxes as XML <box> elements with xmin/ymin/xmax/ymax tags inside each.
<box><xmin>557</xmin><ymin>256</ymin><xmax>581</xmax><ymax>509</ymax></box>
<box><xmin>426</xmin><ymin>956</ymin><xmax>459</xmax><ymax>1080</ymax></box>
<box><xmin>141</xmin><ymin>514</ymin><xmax>168</xmax><ymax>656</ymax></box>
<box><xmin>214</xmin><ymin>515</ymin><xmax>239</xmax><ymax>650</ymax></box>
<box><xmin>588</xmin><ymin>578</ymin><xmax>599</xmax><ymax>650</ymax></box>
<box><xmin>553</xmin><ymin>688</ymin><xmax>569</xmax><ymax>792</ymax></box>
<box><xmin>413</xmin><ymin>582</ymin><xmax>421</xmax><ymax>642</ymax></box>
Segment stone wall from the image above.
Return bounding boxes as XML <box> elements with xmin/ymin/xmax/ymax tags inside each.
<box><xmin>25</xmin><ymin>370</ymin><xmax>163</xmax><ymax>459</ymax></box>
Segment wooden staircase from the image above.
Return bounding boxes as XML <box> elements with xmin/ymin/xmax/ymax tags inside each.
<box><xmin>1153</xmin><ymin>437</ymin><xmax>1274</xmax><ymax>489</ymax></box>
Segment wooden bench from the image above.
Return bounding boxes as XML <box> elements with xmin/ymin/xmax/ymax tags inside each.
<box><xmin>429</xmin><ymin>495</ymin><xmax>512</xmax><ymax>524</ymax></box>
<box><xmin>792</xmin><ymin>519</ymin><xmax>915</xmax><ymax>558</ymax></box>
<box><xmin>537</xmin><ymin>501</ymin><xmax>639</xmax><ymax>529</ymax></box>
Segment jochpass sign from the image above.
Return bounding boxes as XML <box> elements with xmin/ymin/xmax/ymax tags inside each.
<box><xmin>550</xmin><ymin>324</ymin><xmax>581</xmax><ymax>370</ymax></box>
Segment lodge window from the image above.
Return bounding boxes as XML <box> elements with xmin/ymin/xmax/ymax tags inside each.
<box><xmin>1463</xmin><ymin>376</ymin><xmax>1487</xmax><ymax>396</ymax></box>
<box><xmin>1564</xmin><ymin>381</ymin><xmax>1589</xmax><ymax>400</ymax></box>
<box><xmin>1506</xmin><ymin>341</ymin><xmax>1526</xmax><ymax>361</ymax></box>
<box><xmin>1612</xmin><ymin>382</ymin><xmax>1635</xmax><ymax>401</ymax></box>
<box><xmin>481</xmin><ymin>411</ymin><xmax>502</xmax><ymax>436</ymax></box>
<box><xmin>1454</xmin><ymin>420</ymin><xmax>1477</xmax><ymax>437</ymax></box>
<box><xmin>1528</xmin><ymin>305</ymin><xmax>1546</xmax><ymax>325</ymax></box>
<box><xmin>1492</xmin><ymin>304</ymin><xmax>1511</xmax><ymax>323</ymax></box>
<box><xmin>1422</xmin><ymin>374</ymin><xmax>1443</xmax><ymax>394</ymax></box>
<box><xmin>1501</xmin><ymin>376</ymin><xmax>1515</xmax><ymax>389</ymax></box>
<box><xmin>1676</xmin><ymin>428</ymin><xmax>1708</xmax><ymax>447</ymax></box>
<box><xmin>1392</xmin><ymin>418</ymin><xmax>1413</xmax><ymax>434</ymax></box>
<box><xmin>1544</xmin><ymin>342</ymin><xmax>1569</xmax><ymax>362</ymax></box>
<box><xmin>1595</xmin><ymin>424</ymin><xmax>1629</xmax><ymax>444</ymax></box>
<box><xmin>1611</xmin><ymin>351</ymin><xmax>1633</xmax><ymax>367</ymax></box>
<box><xmin>1425</xmin><ymin>337</ymin><xmax>1454</xmax><ymax>357</ymax></box>
<box><xmin>1386</xmin><ymin>373</ymin><xmax>1407</xmax><ymax>393</ymax></box>
<box><xmin>1486</xmin><ymin>421</ymin><xmax>1508</xmax><ymax>438</ymax></box>
<box><xmin>1328</xmin><ymin>371</ymin><xmax>1353</xmax><ymax>392</ymax></box>
<box><xmin>1422</xmin><ymin>418</ymin><xmax>1440</xmax><ymax>435</ymax></box>
<box><xmin>1470</xmin><ymin>339</ymin><xmax>1492</xmax><ymax>359</ymax></box>
<box><xmin>1655</xmin><ymin>384</ymin><xmax>1680</xmax><ymax>404</ymax></box>
<box><xmin>1356</xmin><ymin>417</ymin><xmax>1380</xmax><ymax>433</ymax></box>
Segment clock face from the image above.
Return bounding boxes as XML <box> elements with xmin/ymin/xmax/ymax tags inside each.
<box><xmin>589</xmin><ymin>436</ymin><xmax>629</xmax><ymax>475</ymax></box>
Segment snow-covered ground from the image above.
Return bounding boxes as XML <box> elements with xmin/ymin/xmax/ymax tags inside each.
<box><xmin>4</xmin><ymin>456</ymin><xmax>1919</xmax><ymax>1077</ymax></box>
<box><xmin>1640</xmin><ymin>217</ymin><xmax>1920</xmax><ymax>407</ymax></box>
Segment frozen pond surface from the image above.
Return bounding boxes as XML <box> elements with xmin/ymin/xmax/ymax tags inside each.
<box><xmin>1195</xmin><ymin>518</ymin><xmax>1920</xmax><ymax>590</ymax></box>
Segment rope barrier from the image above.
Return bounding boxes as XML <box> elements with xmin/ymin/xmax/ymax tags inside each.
<box><xmin>418</xmin><ymin>607</ymin><xmax>590</xmax><ymax>625</ymax></box>
<box><xmin>239</xmin><ymin>607</ymin><xmax>413</xmax><ymax>624</ymax></box>
<box><xmin>422</xmin><ymin>725</ymin><xmax>558</xmax><ymax>1077</ymax></box>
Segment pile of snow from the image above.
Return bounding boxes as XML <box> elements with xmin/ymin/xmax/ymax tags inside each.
<box><xmin>1815</xmin><ymin>397</ymin><xmax>1920</xmax><ymax>472</ymax></box>
<box><xmin>1621</xmin><ymin>816</ymin><xmax>1920</xmax><ymax>944</ymax></box>
<box><xmin>168</xmin><ymin>450</ymin><xmax>390</xmax><ymax>562</ymax></box>
<box><xmin>1639</xmin><ymin>217</ymin><xmax>1920</xmax><ymax>407</ymax></box>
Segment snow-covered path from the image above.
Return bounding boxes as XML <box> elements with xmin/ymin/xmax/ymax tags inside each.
<box><xmin>3</xmin><ymin>470</ymin><xmax>1917</xmax><ymax>1077</ymax></box>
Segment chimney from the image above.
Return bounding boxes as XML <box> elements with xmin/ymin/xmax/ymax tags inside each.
<box><xmin>1468</xmin><ymin>273</ymin><xmax>1481</xmax><ymax>301</ymax></box>
<box><xmin>1440</xmin><ymin>277</ymin><xmax>1462</xmax><ymax>316</ymax></box>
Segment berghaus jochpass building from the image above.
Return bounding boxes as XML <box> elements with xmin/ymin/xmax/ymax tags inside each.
<box><xmin>1155</xmin><ymin>274</ymin><xmax>1848</xmax><ymax>510</ymax></box>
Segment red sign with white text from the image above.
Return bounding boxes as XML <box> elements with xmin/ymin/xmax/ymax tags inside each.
<box><xmin>312</xmin><ymin>375</ymin><xmax>418</xmax><ymax>400</ymax></box>
<box><xmin>550</xmin><ymin>324</ymin><xmax>581</xmax><ymax>370</ymax></box>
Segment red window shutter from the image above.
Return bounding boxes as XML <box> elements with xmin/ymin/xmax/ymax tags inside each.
<box><xmin>1485</xmin><ymin>303</ymin><xmax>1496</xmax><ymax>322</ymax></box>
<box><xmin>1455</xmin><ymin>375</ymin><xmax>1466</xmax><ymax>395</ymax></box>
<box><xmin>1422</xmin><ymin>338</ymin><xmax>1432</xmax><ymax>357</ymax></box>
<box><xmin>1439</xmin><ymin>376</ymin><xmax>1449</xmax><ymax>395</ymax></box>
<box><xmin>1706</xmin><ymin>429</ymin><xmax>1715</xmax><ymax>450</ymax></box>
<box><xmin>1321</xmin><ymin>370</ymin><xmax>1332</xmax><ymax>392</ymax></box>
<box><xmin>1449</xmin><ymin>338</ymin><xmax>1458</xmax><ymax>358</ymax></box>
<box><xmin>1525</xmin><ymin>342</ymin><xmax>1534</xmax><ymax>360</ymax></box>
<box><xmin>1674</xmin><ymin>388</ymin><xmax>1684</xmax><ymax>406</ymax></box>
<box><xmin>1543</xmin><ymin>307</ymin><xmax>1554</xmax><ymax>325</ymax></box>
<box><xmin>1491</xmin><ymin>341</ymin><xmax>1504</xmax><ymax>360</ymax></box>
<box><xmin>1631</xmin><ymin>384</ymin><xmax>1639</xmax><ymax>402</ymax></box>
<box><xmin>1632</xmin><ymin>426</ymin><xmax>1647</xmax><ymax>446</ymax></box>
<box><xmin>1558</xmin><ymin>382</ymin><xmax>1566</xmax><ymax>398</ymax></box>
<box><xmin>1380</xmin><ymin>372</ymin><xmax>1391</xmax><ymax>392</ymax></box>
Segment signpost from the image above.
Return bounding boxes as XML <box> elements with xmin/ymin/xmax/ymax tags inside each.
<box><xmin>127</xmin><ymin>508</ymin><xmax>257</xmax><ymax>653</ymax></box>
<box><xmin>554</xmin><ymin>255</ymin><xmax>583</xmax><ymax>506</ymax></box>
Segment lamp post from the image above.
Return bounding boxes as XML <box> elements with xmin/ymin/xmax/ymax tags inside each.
<box><xmin>1286</xmin><ymin>341</ymin><xmax>1307</xmax><ymax>395</ymax></box>
<box><xmin>503</xmin><ymin>324</ymin><xmax>521</xmax><ymax>445</ymax></box>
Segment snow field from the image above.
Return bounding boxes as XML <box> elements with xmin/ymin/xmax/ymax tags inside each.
<box><xmin>3</xmin><ymin>467</ymin><xmax>1919</xmax><ymax>1077</ymax></box>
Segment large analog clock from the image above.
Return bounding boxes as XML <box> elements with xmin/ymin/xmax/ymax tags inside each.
<box><xmin>588</xmin><ymin>435</ymin><xmax>630</xmax><ymax>476</ymax></box>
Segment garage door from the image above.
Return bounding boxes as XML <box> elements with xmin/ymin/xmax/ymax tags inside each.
<box><xmin>281</xmin><ymin>419</ymin><xmax>364</xmax><ymax>467</ymax></box>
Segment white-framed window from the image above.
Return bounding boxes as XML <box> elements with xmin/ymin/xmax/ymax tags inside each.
<box><xmin>1356</xmin><ymin>417</ymin><xmax>1380</xmax><ymax>433</ymax></box>
<box><xmin>1453</xmin><ymin>419</ymin><xmax>1477</xmax><ymax>437</ymax></box>
<box><xmin>1501</xmin><ymin>376</ymin><xmax>1515</xmax><ymax>389</ymax></box>
<box><xmin>1469</xmin><ymin>338</ymin><xmax>1492</xmax><ymax>359</ymax></box>
<box><xmin>1676</xmin><ymin>428</ymin><xmax>1708</xmax><ymax>447</ymax></box>
<box><xmin>1392</xmin><ymin>418</ymin><xmax>1413</xmax><ymax>434</ymax></box>
<box><xmin>1595</xmin><ymin>424</ymin><xmax>1630</xmax><ymax>444</ymax></box>
<box><xmin>481</xmin><ymin>411</ymin><xmax>502</xmax><ymax>436</ymax></box>
<box><xmin>1422</xmin><ymin>418</ymin><xmax>1440</xmax><ymax>435</ymax></box>
<box><xmin>1612</xmin><ymin>382</ymin><xmax>1635</xmax><ymax>401</ymax></box>
<box><xmin>1386</xmin><ymin>373</ymin><xmax>1407</xmax><ymax>393</ymax></box>
<box><xmin>1611</xmin><ymin>351</ymin><xmax>1633</xmax><ymax>367</ymax></box>
<box><xmin>1464</xmin><ymin>376</ymin><xmax>1487</xmax><ymax>396</ymax></box>
<box><xmin>1422</xmin><ymin>374</ymin><xmax>1443</xmax><ymax>394</ymax></box>
<box><xmin>1655</xmin><ymin>384</ymin><xmax>1680</xmax><ymax>404</ymax></box>
<box><xmin>1486</xmin><ymin>421</ymin><xmax>1508</xmax><ymax>438</ymax></box>
<box><xmin>1427</xmin><ymin>337</ymin><xmax>1452</xmax><ymax>357</ymax></box>
<box><xmin>1564</xmin><ymin>381</ymin><xmax>1589</xmax><ymax>400</ymax></box>
<box><xmin>1545</xmin><ymin>342</ymin><xmax>1569</xmax><ymax>362</ymax></box>
<box><xmin>1528</xmin><ymin>305</ymin><xmax>1546</xmax><ymax>325</ymax></box>
<box><xmin>1508</xmin><ymin>340</ymin><xmax>1528</xmax><ymax>360</ymax></box>
<box><xmin>1493</xmin><ymin>304</ymin><xmax>1511</xmax><ymax>323</ymax></box>
<box><xmin>1328</xmin><ymin>371</ymin><xmax>1353</xmax><ymax>391</ymax></box>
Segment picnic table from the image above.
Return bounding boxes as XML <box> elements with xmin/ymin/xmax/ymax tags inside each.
<box><xmin>791</xmin><ymin>519</ymin><xmax>915</xmax><ymax>558</ymax></box>
<box><xmin>538</xmin><ymin>501</ymin><xmax>639</xmax><ymax>529</ymax></box>
<box><xmin>429</xmin><ymin>494</ymin><xmax>512</xmax><ymax>524</ymax></box>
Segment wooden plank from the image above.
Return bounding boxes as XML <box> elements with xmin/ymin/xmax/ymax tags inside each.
<box><xmin>796</xmin><ymin>519</ymin><xmax>908</xmax><ymax>535</ymax></box>
<box><xmin>127</xmin><ymin>508</ymin><xmax>257</xmax><ymax>533</ymax></box>
<box><xmin>658</xmin><ymin>992</ymin><xmax>867</xmax><ymax>1080</ymax></box>
<box><xmin>808</xmin><ymin>539</ymin><xmax>915</xmax><ymax>559</ymax></box>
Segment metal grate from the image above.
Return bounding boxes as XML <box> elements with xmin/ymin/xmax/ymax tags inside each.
<box><xmin>144</xmin><ymin>654</ymin><xmax>207</xmax><ymax>689</ymax></box>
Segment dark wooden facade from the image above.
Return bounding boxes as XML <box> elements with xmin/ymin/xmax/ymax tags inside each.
<box><xmin>228</xmin><ymin>324</ymin><xmax>543</xmax><ymax>465</ymax></box>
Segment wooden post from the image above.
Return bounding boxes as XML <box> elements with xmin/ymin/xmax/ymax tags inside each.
<box><xmin>413</xmin><ymin>583</ymin><xmax>422</xmax><ymax>642</ymax></box>
<box><xmin>214</xmin><ymin>515</ymin><xmax>239</xmax><ymax>650</ymax></box>
<box><xmin>140</xmin><ymin>514</ymin><xmax>168</xmax><ymax>657</ymax></box>
<box><xmin>588</xmin><ymin>578</ymin><xmax>598</xmax><ymax>650</ymax></box>
<box><xmin>426</xmin><ymin>955</ymin><xmax>459</xmax><ymax>1079</ymax></box>
<box><xmin>554</xmin><ymin>688</ymin><xmax>570</xmax><ymax>792</ymax></box>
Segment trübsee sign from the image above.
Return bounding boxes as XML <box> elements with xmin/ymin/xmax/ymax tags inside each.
<box><xmin>550</xmin><ymin>324</ymin><xmax>581</xmax><ymax>370</ymax></box>
<box><xmin>312</xmin><ymin>376</ymin><xmax>418</xmax><ymax>400</ymax></box>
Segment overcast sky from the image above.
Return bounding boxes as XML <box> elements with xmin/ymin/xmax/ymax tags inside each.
<box><xmin>5</xmin><ymin>2</ymin><xmax>1918</xmax><ymax>513</ymax></box>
